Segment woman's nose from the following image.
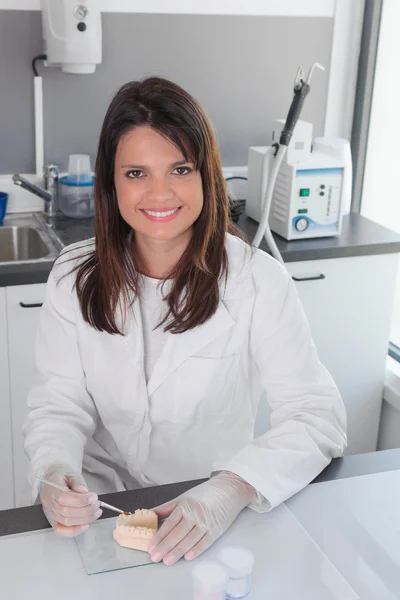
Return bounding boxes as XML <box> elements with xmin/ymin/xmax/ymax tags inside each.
<box><xmin>147</xmin><ymin>178</ymin><xmax>174</xmax><ymax>202</ymax></box>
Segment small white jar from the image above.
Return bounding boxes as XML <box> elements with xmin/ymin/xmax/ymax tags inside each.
<box><xmin>217</xmin><ymin>546</ymin><xmax>255</xmax><ymax>599</ymax></box>
<box><xmin>192</xmin><ymin>561</ymin><xmax>228</xmax><ymax>600</ymax></box>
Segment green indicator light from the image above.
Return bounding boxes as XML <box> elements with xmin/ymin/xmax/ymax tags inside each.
<box><xmin>299</xmin><ymin>188</ymin><xmax>310</xmax><ymax>197</ymax></box>
<box><xmin>298</xmin><ymin>209</ymin><xmax>308</xmax><ymax>214</ymax></box>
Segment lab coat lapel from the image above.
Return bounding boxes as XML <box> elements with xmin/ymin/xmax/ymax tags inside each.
<box><xmin>116</xmin><ymin>291</ymin><xmax>145</xmax><ymax>366</ymax></box>
<box><xmin>147</xmin><ymin>300</ymin><xmax>235</xmax><ymax>397</ymax></box>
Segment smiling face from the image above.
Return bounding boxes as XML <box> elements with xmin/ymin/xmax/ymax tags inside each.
<box><xmin>114</xmin><ymin>126</ymin><xmax>204</xmax><ymax>248</ymax></box>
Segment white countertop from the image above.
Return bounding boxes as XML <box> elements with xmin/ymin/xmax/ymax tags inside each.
<box><xmin>0</xmin><ymin>505</ymin><xmax>356</xmax><ymax>599</ymax></box>
<box><xmin>2</xmin><ymin>469</ymin><xmax>400</xmax><ymax>599</ymax></box>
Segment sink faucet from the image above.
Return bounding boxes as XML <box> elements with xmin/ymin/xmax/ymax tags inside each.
<box><xmin>12</xmin><ymin>165</ymin><xmax>60</xmax><ymax>218</ymax></box>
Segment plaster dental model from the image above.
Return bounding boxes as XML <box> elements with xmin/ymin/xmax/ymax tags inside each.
<box><xmin>113</xmin><ymin>509</ymin><xmax>158</xmax><ymax>552</ymax></box>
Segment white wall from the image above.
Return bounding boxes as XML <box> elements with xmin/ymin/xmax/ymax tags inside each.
<box><xmin>361</xmin><ymin>0</ymin><xmax>400</xmax><ymax>347</ymax></box>
<box><xmin>325</xmin><ymin>0</ymin><xmax>365</xmax><ymax>139</ymax></box>
<box><xmin>0</xmin><ymin>0</ymin><xmax>335</xmax><ymax>16</ymax></box>
<box><xmin>361</xmin><ymin>0</ymin><xmax>400</xmax><ymax>232</ymax></box>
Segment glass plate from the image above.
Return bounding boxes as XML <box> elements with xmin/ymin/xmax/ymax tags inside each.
<box><xmin>75</xmin><ymin>517</ymin><xmax>154</xmax><ymax>575</ymax></box>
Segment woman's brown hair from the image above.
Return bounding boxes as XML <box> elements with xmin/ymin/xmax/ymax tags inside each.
<box><xmin>72</xmin><ymin>76</ymin><xmax>242</xmax><ymax>335</ymax></box>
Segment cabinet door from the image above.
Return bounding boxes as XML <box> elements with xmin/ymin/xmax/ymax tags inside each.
<box><xmin>0</xmin><ymin>288</ymin><xmax>14</xmax><ymax>510</ymax></box>
<box><xmin>6</xmin><ymin>283</ymin><xmax>46</xmax><ymax>507</ymax></box>
<box><xmin>286</xmin><ymin>253</ymin><xmax>399</xmax><ymax>455</ymax></box>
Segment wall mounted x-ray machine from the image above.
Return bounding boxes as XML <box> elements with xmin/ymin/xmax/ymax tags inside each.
<box><xmin>247</xmin><ymin>63</ymin><xmax>352</xmax><ymax>266</ymax></box>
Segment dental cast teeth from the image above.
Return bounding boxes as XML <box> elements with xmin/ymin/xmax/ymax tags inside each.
<box><xmin>143</xmin><ymin>208</ymin><xmax>179</xmax><ymax>217</ymax></box>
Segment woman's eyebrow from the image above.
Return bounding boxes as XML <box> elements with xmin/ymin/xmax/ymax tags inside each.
<box><xmin>120</xmin><ymin>160</ymin><xmax>193</xmax><ymax>169</ymax></box>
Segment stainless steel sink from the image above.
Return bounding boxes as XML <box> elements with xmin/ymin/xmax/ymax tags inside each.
<box><xmin>0</xmin><ymin>212</ymin><xmax>62</xmax><ymax>265</ymax></box>
<box><xmin>0</xmin><ymin>226</ymin><xmax>52</xmax><ymax>262</ymax></box>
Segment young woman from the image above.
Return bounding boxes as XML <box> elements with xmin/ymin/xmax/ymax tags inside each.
<box><xmin>24</xmin><ymin>76</ymin><xmax>346</xmax><ymax>566</ymax></box>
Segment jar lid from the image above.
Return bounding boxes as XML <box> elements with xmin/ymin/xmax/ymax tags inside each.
<box><xmin>217</xmin><ymin>546</ymin><xmax>255</xmax><ymax>578</ymax></box>
<box><xmin>60</xmin><ymin>175</ymin><xmax>94</xmax><ymax>187</ymax></box>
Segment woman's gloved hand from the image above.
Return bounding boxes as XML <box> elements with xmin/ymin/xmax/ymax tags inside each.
<box><xmin>40</xmin><ymin>465</ymin><xmax>102</xmax><ymax>537</ymax></box>
<box><xmin>148</xmin><ymin>472</ymin><xmax>257</xmax><ymax>566</ymax></box>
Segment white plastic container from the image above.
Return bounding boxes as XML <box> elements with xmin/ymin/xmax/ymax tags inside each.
<box><xmin>192</xmin><ymin>561</ymin><xmax>228</xmax><ymax>600</ymax></box>
<box><xmin>59</xmin><ymin>176</ymin><xmax>94</xmax><ymax>218</ymax></box>
<box><xmin>68</xmin><ymin>154</ymin><xmax>92</xmax><ymax>181</ymax></box>
<box><xmin>59</xmin><ymin>154</ymin><xmax>94</xmax><ymax>218</ymax></box>
<box><xmin>217</xmin><ymin>546</ymin><xmax>254</xmax><ymax>599</ymax></box>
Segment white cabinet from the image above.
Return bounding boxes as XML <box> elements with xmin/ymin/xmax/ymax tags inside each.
<box><xmin>255</xmin><ymin>253</ymin><xmax>399</xmax><ymax>455</ymax></box>
<box><xmin>286</xmin><ymin>253</ymin><xmax>399</xmax><ymax>455</ymax></box>
<box><xmin>0</xmin><ymin>288</ymin><xmax>14</xmax><ymax>510</ymax></box>
<box><xmin>6</xmin><ymin>283</ymin><xmax>46</xmax><ymax>507</ymax></box>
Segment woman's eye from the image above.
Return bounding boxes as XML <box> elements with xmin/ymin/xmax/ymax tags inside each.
<box><xmin>125</xmin><ymin>167</ymin><xmax>192</xmax><ymax>178</ymax></box>
<box><xmin>173</xmin><ymin>167</ymin><xmax>192</xmax><ymax>175</ymax></box>
<box><xmin>126</xmin><ymin>170</ymin><xmax>144</xmax><ymax>179</ymax></box>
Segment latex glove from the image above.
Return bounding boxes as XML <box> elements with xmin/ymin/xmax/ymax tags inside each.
<box><xmin>39</xmin><ymin>465</ymin><xmax>102</xmax><ymax>537</ymax></box>
<box><xmin>148</xmin><ymin>472</ymin><xmax>257</xmax><ymax>566</ymax></box>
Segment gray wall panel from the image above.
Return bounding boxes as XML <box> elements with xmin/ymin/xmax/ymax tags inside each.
<box><xmin>0</xmin><ymin>11</ymin><xmax>333</xmax><ymax>174</ymax></box>
<box><xmin>0</xmin><ymin>11</ymin><xmax>42</xmax><ymax>173</ymax></box>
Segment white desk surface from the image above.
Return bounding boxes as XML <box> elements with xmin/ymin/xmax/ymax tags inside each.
<box><xmin>2</xmin><ymin>469</ymin><xmax>400</xmax><ymax>599</ymax></box>
<box><xmin>286</xmin><ymin>469</ymin><xmax>400</xmax><ymax>600</ymax></box>
<box><xmin>0</xmin><ymin>503</ymin><xmax>356</xmax><ymax>600</ymax></box>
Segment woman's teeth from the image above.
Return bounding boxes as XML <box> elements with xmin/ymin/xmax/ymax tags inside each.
<box><xmin>143</xmin><ymin>208</ymin><xmax>179</xmax><ymax>217</ymax></box>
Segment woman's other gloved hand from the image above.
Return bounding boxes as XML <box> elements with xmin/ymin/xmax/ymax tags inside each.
<box><xmin>40</xmin><ymin>465</ymin><xmax>102</xmax><ymax>537</ymax></box>
<box><xmin>148</xmin><ymin>471</ymin><xmax>257</xmax><ymax>566</ymax></box>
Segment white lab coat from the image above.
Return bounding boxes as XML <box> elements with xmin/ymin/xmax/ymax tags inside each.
<box><xmin>24</xmin><ymin>233</ymin><xmax>347</xmax><ymax>510</ymax></box>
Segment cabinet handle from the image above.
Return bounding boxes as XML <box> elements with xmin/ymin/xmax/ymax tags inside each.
<box><xmin>19</xmin><ymin>302</ymin><xmax>43</xmax><ymax>308</ymax></box>
<box><xmin>292</xmin><ymin>274</ymin><xmax>326</xmax><ymax>282</ymax></box>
